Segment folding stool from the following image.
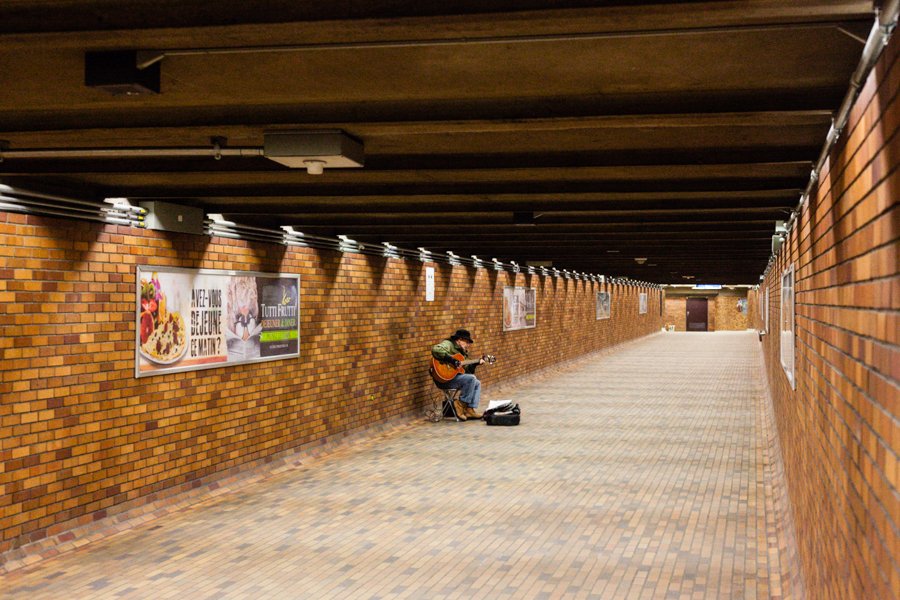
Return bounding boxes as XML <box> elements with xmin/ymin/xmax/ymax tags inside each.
<box><xmin>425</xmin><ymin>385</ymin><xmax>464</xmax><ymax>422</ymax></box>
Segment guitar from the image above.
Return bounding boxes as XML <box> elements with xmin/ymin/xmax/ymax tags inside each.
<box><xmin>430</xmin><ymin>353</ymin><xmax>496</xmax><ymax>384</ymax></box>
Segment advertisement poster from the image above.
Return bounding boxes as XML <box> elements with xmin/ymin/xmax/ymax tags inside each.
<box><xmin>136</xmin><ymin>267</ymin><xmax>300</xmax><ymax>377</ymax></box>
<box><xmin>503</xmin><ymin>286</ymin><xmax>537</xmax><ymax>331</ymax></box>
<box><xmin>639</xmin><ymin>292</ymin><xmax>648</xmax><ymax>314</ymax></box>
<box><xmin>596</xmin><ymin>291</ymin><xmax>611</xmax><ymax>320</ymax></box>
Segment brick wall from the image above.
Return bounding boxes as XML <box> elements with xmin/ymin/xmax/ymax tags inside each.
<box><xmin>664</xmin><ymin>298</ymin><xmax>687</xmax><ymax>331</ymax></box>
<box><xmin>0</xmin><ymin>214</ymin><xmax>664</xmax><ymax>555</ymax></box>
<box><xmin>714</xmin><ymin>290</ymin><xmax>749</xmax><ymax>331</ymax></box>
<box><xmin>750</xmin><ymin>33</ymin><xmax>900</xmax><ymax>600</ymax></box>
<box><xmin>664</xmin><ymin>290</ymin><xmax>749</xmax><ymax>332</ymax></box>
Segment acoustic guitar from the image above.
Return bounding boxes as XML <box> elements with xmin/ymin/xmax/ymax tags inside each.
<box><xmin>430</xmin><ymin>353</ymin><xmax>496</xmax><ymax>384</ymax></box>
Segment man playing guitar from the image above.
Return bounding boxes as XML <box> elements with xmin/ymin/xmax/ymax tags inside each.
<box><xmin>430</xmin><ymin>328</ymin><xmax>486</xmax><ymax>420</ymax></box>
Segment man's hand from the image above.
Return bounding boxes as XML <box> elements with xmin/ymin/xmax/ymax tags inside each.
<box><xmin>478</xmin><ymin>357</ymin><xmax>486</xmax><ymax>365</ymax></box>
<box><xmin>452</xmin><ymin>358</ymin><xmax>462</xmax><ymax>368</ymax></box>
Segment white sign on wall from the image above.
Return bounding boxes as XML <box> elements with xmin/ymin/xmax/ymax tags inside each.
<box><xmin>503</xmin><ymin>286</ymin><xmax>537</xmax><ymax>331</ymax></box>
<box><xmin>425</xmin><ymin>267</ymin><xmax>435</xmax><ymax>302</ymax></box>
<box><xmin>596</xmin><ymin>291</ymin><xmax>611</xmax><ymax>320</ymax></box>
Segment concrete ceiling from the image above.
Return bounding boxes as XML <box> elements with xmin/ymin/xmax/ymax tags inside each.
<box><xmin>0</xmin><ymin>0</ymin><xmax>876</xmax><ymax>283</ymax></box>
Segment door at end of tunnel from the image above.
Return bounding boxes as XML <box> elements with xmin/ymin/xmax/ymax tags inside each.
<box><xmin>686</xmin><ymin>297</ymin><xmax>709</xmax><ymax>331</ymax></box>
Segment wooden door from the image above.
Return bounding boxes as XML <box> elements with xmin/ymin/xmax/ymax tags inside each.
<box><xmin>686</xmin><ymin>297</ymin><xmax>708</xmax><ymax>331</ymax></box>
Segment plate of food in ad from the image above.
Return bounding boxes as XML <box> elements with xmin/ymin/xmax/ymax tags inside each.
<box><xmin>139</xmin><ymin>273</ymin><xmax>188</xmax><ymax>365</ymax></box>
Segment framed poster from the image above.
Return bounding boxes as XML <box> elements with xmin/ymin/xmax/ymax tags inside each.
<box><xmin>780</xmin><ymin>266</ymin><xmax>795</xmax><ymax>389</ymax></box>
<box><xmin>502</xmin><ymin>286</ymin><xmax>536</xmax><ymax>331</ymax></box>
<box><xmin>136</xmin><ymin>266</ymin><xmax>300</xmax><ymax>377</ymax></box>
<box><xmin>639</xmin><ymin>292</ymin><xmax>648</xmax><ymax>314</ymax></box>
<box><xmin>425</xmin><ymin>266</ymin><xmax>435</xmax><ymax>302</ymax></box>
<box><xmin>596</xmin><ymin>291</ymin><xmax>611</xmax><ymax>320</ymax></box>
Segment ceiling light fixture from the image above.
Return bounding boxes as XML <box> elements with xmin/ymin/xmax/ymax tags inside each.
<box><xmin>264</xmin><ymin>130</ymin><xmax>363</xmax><ymax>173</ymax></box>
<box><xmin>303</xmin><ymin>160</ymin><xmax>326</xmax><ymax>175</ymax></box>
<box><xmin>84</xmin><ymin>50</ymin><xmax>160</xmax><ymax>96</ymax></box>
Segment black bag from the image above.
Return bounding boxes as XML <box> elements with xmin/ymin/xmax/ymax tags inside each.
<box><xmin>483</xmin><ymin>403</ymin><xmax>520</xmax><ymax>426</ymax></box>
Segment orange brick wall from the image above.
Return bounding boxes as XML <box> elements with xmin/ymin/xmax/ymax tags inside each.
<box><xmin>750</xmin><ymin>34</ymin><xmax>900</xmax><ymax>600</ymax></box>
<box><xmin>0</xmin><ymin>214</ymin><xmax>664</xmax><ymax>553</ymax></box>
<box><xmin>714</xmin><ymin>290</ymin><xmax>750</xmax><ymax>331</ymax></box>
<box><xmin>664</xmin><ymin>290</ymin><xmax>748</xmax><ymax>332</ymax></box>
<box><xmin>664</xmin><ymin>298</ymin><xmax>687</xmax><ymax>331</ymax></box>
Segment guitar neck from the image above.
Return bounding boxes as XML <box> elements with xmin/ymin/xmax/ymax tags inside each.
<box><xmin>459</xmin><ymin>358</ymin><xmax>482</xmax><ymax>366</ymax></box>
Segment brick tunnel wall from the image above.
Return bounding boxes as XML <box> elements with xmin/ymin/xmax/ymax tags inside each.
<box><xmin>750</xmin><ymin>33</ymin><xmax>899</xmax><ymax>600</ymax></box>
<box><xmin>664</xmin><ymin>289</ymin><xmax>750</xmax><ymax>332</ymax></box>
<box><xmin>0</xmin><ymin>214</ymin><xmax>664</xmax><ymax>555</ymax></box>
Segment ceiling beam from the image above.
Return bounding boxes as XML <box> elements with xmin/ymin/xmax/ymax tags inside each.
<box><xmin>0</xmin><ymin>1</ymin><xmax>872</xmax><ymax>48</ymax></box>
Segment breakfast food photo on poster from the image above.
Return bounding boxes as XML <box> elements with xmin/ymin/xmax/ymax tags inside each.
<box><xmin>136</xmin><ymin>267</ymin><xmax>300</xmax><ymax>377</ymax></box>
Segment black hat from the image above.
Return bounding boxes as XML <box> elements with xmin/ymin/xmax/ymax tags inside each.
<box><xmin>451</xmin><ymin>328</ymin><xmax>474</xmax><ymax>343</ymax></box>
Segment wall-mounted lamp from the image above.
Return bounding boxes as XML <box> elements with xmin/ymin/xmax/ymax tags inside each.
<box><xmin>338</xmin><ymin>234</ymin><xmax>363</xmax><ymax>253</ymax></box>
<box><xmin>281</xmin><ymin>225</ymin><xmax>308</xmax><ymax>247</ymax></box>
<box><xmin>382</xmin><ymin>242</ymin><xmax>400</xmax><ymax>259</ymax></box>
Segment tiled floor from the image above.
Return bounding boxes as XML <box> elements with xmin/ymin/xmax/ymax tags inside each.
<box><xmin>2</xmin><ymin>332</ymin><xmax>794</xmax><ymax>599</ymax></box>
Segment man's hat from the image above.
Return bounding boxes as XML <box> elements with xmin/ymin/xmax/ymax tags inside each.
<box><xmin>451</xmin><ymin>328</ymin><xmax>474</xmax><ymax>343</ymax></box>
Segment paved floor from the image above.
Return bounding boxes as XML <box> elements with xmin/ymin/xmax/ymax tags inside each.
<box><xmin>2</xmin><ymin>332</ymin><xmax>792</xmax><ymax>599</ymax></box>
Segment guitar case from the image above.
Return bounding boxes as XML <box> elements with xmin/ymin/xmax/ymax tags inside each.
<box><xmin>483</xmin><ymin>403</ymin><xmax>521</xmax><ymax>426</ymax></box>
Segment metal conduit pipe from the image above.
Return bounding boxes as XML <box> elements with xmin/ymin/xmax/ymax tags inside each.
<box><xmin>0</xmin><ymin>183</ymin><xmax>123</xmax><ymax>209</ymax></box>
<box><xmin>801</xmin><ymin>2</ymin><xmax>900</xmax><ymax>212</ymax></box>
<box><xmin>1</xmin><ymin>147</ymin><xmax>264</xmax><ymax>160</ymax></box>
<box><xmin>134</xmin><ymin>22</ymin><xmax>849</xmax><ymax>70</ymax></box>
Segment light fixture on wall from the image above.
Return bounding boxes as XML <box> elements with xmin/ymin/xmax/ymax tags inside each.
<box><xmin>0</xmin><ymin>184</ymin><xmax>145</xmax><ymax>227</ymax></box>
<box><xmin>382</xmin><ymin>242</ymin><xmax>400</xmax><ymax>259</ymax></box>
<box><xmin>338</xmin><ymin>235</ymin><xmax>363</xmax><ymax>253</ymax></box>
<box><xmin>281</xmin><ymin>226</ymin><xmax>308</xmax><ymax>247</ymax></box>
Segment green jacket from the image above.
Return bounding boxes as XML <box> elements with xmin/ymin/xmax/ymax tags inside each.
<box><xmin>431</xmin><ymin>339</ymin><xmax>479</xmax><ymax>374</ymax></box>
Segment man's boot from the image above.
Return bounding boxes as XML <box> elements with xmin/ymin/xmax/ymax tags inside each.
<box><xmin>452</xmin><ymin>398</ymin><xmax>468</xmax><ymax>421</ymax></box>
<box><xmin>464</xmin><ymin>406</ymin><xmax>483</xmax><ymax>420</ymax></box>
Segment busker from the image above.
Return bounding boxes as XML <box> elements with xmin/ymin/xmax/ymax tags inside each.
<box><xmin>430</xmin><ymin>328</ymin><xmax>485</xmax><ymax>420</ymax></box>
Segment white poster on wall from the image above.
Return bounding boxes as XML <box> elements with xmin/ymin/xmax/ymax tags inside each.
<box><xmin>502</xmin><ymin>286</ymin><xmax>536</xmax><ymax>331</ymax></box>
<box><xmin>425</xmin><ymin>267</ymin><xmax>435</xmax><ymax>302</ymax></box>
<box><xmin>639</xmin><ymin>292</ymin><xmax>648</xmax><ymax>314</ymax></box>
<box><xmin>596</xmin><ymin>291</ymin><xmax>611</xmax><ymax>320</ymax></box>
